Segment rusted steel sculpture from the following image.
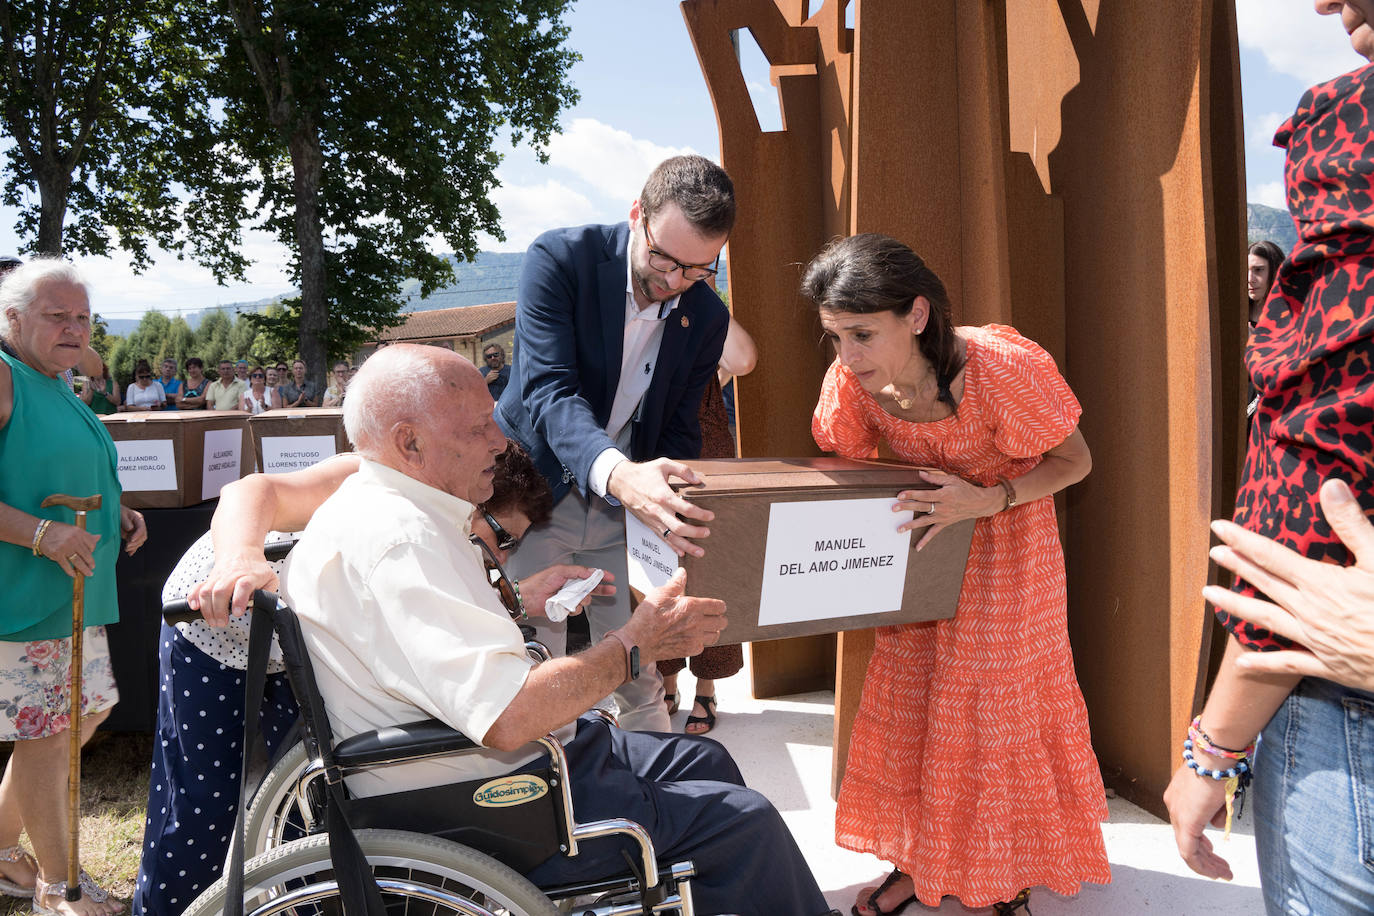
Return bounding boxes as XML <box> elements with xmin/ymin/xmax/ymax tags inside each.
<box><xmin>681</xmin><ymin>0</ymin><xmax>1246</xmax><ymax>815</ymax></box>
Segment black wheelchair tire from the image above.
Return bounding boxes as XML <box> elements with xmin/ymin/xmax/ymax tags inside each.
<box><xmin>184</xmin><ymin>828</ymin><xmax>560</xmax><ymax>916</ymax></box>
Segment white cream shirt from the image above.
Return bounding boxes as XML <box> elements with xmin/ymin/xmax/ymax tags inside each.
<box><xmin>585</xmin><ymin>253</ymin><xmax>682</xmax><ymax>498</ymax></box>
<box><xmin>282</xmin><ymin>458</ymin><xmax>573</xmax><ymax>796</ymax></box>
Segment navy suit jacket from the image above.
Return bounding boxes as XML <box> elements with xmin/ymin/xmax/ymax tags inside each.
<box><xmin>495</xmin><ymin>222</ymin><xmax>729</xmax><ymax>503</ymax></box>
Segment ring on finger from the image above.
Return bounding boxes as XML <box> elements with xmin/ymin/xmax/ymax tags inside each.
<box><xmin>67</xmin><ymin>554</ymin><xmax>80</xmax><ymax>564</ymax></box>
<box><xmin>662</xmin><ymin>528</ymin><xmax>672</xmax><ymax>540</ymax></box>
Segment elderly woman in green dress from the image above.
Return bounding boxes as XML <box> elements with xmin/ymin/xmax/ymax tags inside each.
<box><xmin>0</xmin><ymin>259</ymin><xmax>146</xmax><ymax>916</ymax></box>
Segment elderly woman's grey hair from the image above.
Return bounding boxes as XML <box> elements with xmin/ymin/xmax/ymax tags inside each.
<box><xmin>0</xmin><ymin>257</ymin><xmax>89</xmax><ymax>340</ymax></box>
<box><xmin>343</xmin><ymin>347</ymin><xmax>438</xmax><ymax>457</ymax></box>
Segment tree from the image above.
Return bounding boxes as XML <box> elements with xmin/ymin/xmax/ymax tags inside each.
<box><xmin>0</xmin><ymin>1</ymin><xmax>250</xmax><ymax>275</ymax></box>
<box><xmin>201</xmin><ymin>0</ymin><xmax>579</xmax><ymax>390</ymax></box>
<box><xmin>194</xmin><ymin>308</ymin><xmax>234</xmax><ymax>371</ymax></box>
<box><xmin>112</xmin><ymin>309</ymin><xmax>172</xmax><ymax>382</ymax></box>
<box><xmin>89</xmin><ymin>313</ymin><xmax>115</xmax><ymax>364</ymax></box>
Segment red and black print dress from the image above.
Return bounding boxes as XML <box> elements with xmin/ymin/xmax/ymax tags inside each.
<box><xmin>1223</xmin><ymin>62</ymin><xmax>1374</xmax><ymax>650</ymax></box>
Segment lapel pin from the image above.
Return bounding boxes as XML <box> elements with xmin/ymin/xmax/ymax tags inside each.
<box><xmin>680</xmin><ymin>315</ymin><xmax>690</xmax><ymax>328</ymax></box>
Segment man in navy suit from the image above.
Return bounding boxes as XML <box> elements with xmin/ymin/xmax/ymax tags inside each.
<box><xmin>496</xmin><ymin>156</ymin><xmax>733</xmax><ymax>731</ymax></box>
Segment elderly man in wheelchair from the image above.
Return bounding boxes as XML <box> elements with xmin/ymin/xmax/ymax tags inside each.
<box><xmin>169</xmin><ymin>345</ymin><xmax>835</xmax><ymax>916</ymax></box>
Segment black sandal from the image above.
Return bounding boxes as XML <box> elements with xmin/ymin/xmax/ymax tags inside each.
<box><xmin>992</xmin><ymin>888</ymin><xmax>1032</xmax><ymax>914</ymax></box>
<box><xmin>684</xmin><ymin>694</ymin><xmax>717</xmax><ymax>734</ymax></box>
<box><xmin>851</xmin><ymin>868</ymin><xmax>915</xmax><ymax>916</ymax></box>
<box><xmin>664</xmin><ymin>692</ymin><xmax>680</xmax><ymax>716</ymax></box>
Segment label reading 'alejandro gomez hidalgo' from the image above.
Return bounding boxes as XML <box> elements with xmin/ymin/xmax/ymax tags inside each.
<box><xmin>757</xmin><ymin>497</ymin><xmax>913</xmax><ymax>626</ymax></box>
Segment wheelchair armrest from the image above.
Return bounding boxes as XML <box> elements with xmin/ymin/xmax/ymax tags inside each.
<box><xmin>333</xmin><ymin>718</ymin><xmax>479</xmax><ymax>769</ymax></box>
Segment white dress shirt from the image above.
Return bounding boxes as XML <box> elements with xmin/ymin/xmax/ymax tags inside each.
<box><xmin>586</xmin><ymin>256</ymin><xmax>682</xmax><ymax>498</ymax></box>
<box><xmin>283</xmin><ymin>459</ymin><xmax>574</xmax><ymax>796</ymax></box>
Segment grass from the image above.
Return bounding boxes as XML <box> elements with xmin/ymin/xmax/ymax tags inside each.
<box><xmin>0</xmin><ymin>732</ymin><xmax>152</xmax><ymax>913</ymax></box>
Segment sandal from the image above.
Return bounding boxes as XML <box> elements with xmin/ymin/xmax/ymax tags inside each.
<box><xmin>664</xmin><ymin>692</ymin><xmax>680</xmax><ymax>716</ymax></box>
<box><xmin>992</xmin><ymin>888</ymin><xmax>1032</xmax><ymax>914</ymax></box>
<box><xmin>33</xmin><ymin>871</ymin><xmax>123</xmax><ymax>915</ymax></box>
<box><xmin>684</xmin><ymin>694</ymin><xmax>717</xmax><ymax>735</ymax></box>
<box><xmin>851</xmin><ymin>868</ymin><xmax>916</xmax><ymax>916</ymax></box>
<box><xmin>0</xmin><ymin>845</ymin><xmax>35</xmax><ymax>896</ymax></box>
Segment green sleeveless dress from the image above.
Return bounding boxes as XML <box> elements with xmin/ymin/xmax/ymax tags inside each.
<box><xmin>0</xmin><ymin>349</ymin><xmax>122</xmax><ymax>639</ymax></box>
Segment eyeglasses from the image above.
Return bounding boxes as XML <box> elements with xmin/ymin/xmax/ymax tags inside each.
<box><xmin>470</xmin><ymin>535</ymin><xmax>525</xmax><ymax>621</ymax></box>
<box><xmin>136</xmin><ymin>374</ymin><xmax>151</xmax><ymax>380</ymax></box>
<box><xmin>250</xmin><ymin>373</ymin><xmax>265</xmax><ymax>379</ymax></box>
<box><xmin>482</xmin><ymin>510</ymin><xmax>518</xmax><ymax>551</ymax></box>
<box><xmin>484</xmin><ymin>352</ymin><xmax>501</xmax><ymax>360</ymax></box>
<box><xmin>642</xmin><ymin>219</ymin><xmax>719</xmax><ymax>281</ymax></box>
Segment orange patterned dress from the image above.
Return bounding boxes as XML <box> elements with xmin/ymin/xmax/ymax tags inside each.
<box><xmin>813</xmin><ymin>324</ymin><xmax>1110</xmax><ymax>907</ymax></box>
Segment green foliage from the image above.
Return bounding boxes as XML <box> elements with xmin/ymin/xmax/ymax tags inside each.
<box><xmin>203</xmin><ymin>0</ymin><xmax>579</xmax><ymax>373</ymax></box>
<box><xmin>0</xmin><ymin>1</ymin><xmax>251</xmax><ymax>274</ymax></box>
<box><xmin>89</xmin><ymin>314</ymin><xmax>116</xmax><ymax>364</ymax></box>
<box><xmin>195</xmin><ymin>309</ymin><xmax>234</xmax><ymax>371</ymax></box>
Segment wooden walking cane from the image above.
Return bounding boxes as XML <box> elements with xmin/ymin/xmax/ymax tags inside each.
<box><xmin>40</xmin><ymin>493</ymin><xmax>101</xmax><ymax>903</ymax></box>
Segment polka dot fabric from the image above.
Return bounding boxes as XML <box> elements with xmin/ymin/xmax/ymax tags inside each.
<box><xmin>135</xmin><ymin>534</ymin><xmax>300</xmax><ymax>916</ymax></box>
<box><xmin>813</xmin><ymin>325</ymin><xmax>1110</xmax><ymax>907</ymax></box>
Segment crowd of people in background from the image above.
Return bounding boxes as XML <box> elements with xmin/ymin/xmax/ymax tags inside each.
<box><xmin>63</xmin><ymin>354</ymin><xmax>355</xmax><ymax>414</ymax></box>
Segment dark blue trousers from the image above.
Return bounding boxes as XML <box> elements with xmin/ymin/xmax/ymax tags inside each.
<box><xmin>133</xmin><ymin>624</ymin><xmax>298</xmax><ymax>916</ymax></box>
<box><xmin>524</xmin><ymin>716</ymin><xmax>829</xmax><ymax>916</ymax></box>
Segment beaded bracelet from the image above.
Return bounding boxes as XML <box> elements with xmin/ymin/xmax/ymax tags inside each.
<box><xmin>30</xmin><ymin>518</ymin><xmax>53</xmax><ymax>557</ymax></box>
<box><xmin>1189</xmin><ymin>715</ymin><xmax>1253</xmax><ymax>761</ymax></box>
<box><xmin>1182</xmin><ymin>740</ymin><xmax>1252</xmax><ymax>839</ymax></box>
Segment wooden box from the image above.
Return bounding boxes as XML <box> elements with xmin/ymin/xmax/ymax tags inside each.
<box><xmin>101</xmin><ymin>411</ymin><xmax>251</xmax><ymax>509</ymax></box>
<box><xmin>629</xmin><ymin>457</ymin><xmax>975</xmax><ymax>645</ymax></box>
<box><xmin>249</xmin><ymin>408</ymin><xmax>350</xmax><ymax>474</ymax></box>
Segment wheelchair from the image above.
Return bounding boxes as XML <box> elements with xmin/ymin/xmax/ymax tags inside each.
<box><xmin>164</xmin><ymin>590</ymin><xmax>700</xmax><ymax>916</ymax></box>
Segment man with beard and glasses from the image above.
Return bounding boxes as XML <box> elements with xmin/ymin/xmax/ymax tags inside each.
<box><xmin>494</xmin><ymin>155</ymin><xmax>734</xmax><ymax>732</ymax></box>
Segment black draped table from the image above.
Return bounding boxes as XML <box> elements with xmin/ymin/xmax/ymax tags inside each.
<box><xmin>104</xmin><ymin>501</ymin><xmax>216</xmax><ymax>732</ymax></box>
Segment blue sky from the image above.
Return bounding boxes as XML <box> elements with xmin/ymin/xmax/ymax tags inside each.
<box><xmin>0</xmin><ymin>1</ymin><xmax>1365</xmax><ymax>321</ymax></box>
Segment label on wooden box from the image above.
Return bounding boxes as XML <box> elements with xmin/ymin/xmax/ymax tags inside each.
<box><xmin>114</xmin><ymin>439</ymin><xmax>177</xmax><ymax>491</ymax></box>
<box><xmin>261</xmin><ymin>435</ymin><xmax>338</xmax><ymax>474</ymax></box>
<box><xmin>758</xmin><ymin>497</ymin><xmax>913</xmax><ymax>626</ymax></box>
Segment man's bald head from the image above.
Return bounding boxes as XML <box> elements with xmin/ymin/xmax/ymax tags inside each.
<box><xmin>344</xmin><ymin>345</ymin><xmax>506</xmax><ymax>501</ymax></box>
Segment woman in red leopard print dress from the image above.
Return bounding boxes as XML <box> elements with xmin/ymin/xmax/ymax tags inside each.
<box><xmin>1165</xmin><ymin>4</ymin><xmax>1374</xmax><ymax>913</ymax></box>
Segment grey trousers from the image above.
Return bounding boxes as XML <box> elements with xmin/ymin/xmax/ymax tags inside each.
<box><xmin>507</xmin><ymin>488</ymin><xmax>670</xmax><ymax>732</ymax></box>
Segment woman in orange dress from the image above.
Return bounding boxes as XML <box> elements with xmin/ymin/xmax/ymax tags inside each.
<box><xmin>804</xmin><ymin>234</ymin><xmax>1110</xmax><ymax>915</ymax></box>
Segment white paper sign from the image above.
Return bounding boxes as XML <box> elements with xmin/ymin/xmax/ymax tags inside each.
<box><xmin>625</xmin><ymin>511</ymin><xmax>678</xmax><ymax>597</ymax></box>
<box><xmin>757</xmin><ymin>497</ymin><xmax>914</xmax><ymax>626</ymax></box>
<box><xmin>261</xmin><ymin>435</ymin><xmax>337</xmax><ymax>474</ymax></box>
<box><xmin>201</xmin><ymin>428</ymin><xmax>243</xmax><ymax>500</ymax></box>
<box><xmin>114</xmin><ymin>439</ymin><xmax>177</xmax><ymax>492</ymax></box>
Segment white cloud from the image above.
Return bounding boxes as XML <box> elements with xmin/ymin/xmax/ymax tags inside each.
<box><xmin>1253</xmin><ymin>180</ymin><xmax>1287</xmax><ymax>210</ymax></box>
<box><xmin>546</xmin><ymin>118</ymin><xmax>700</xmax><ymax>202</ymax></box>
<box><xmin>1247</xmin><ymin>110</ymin><xmax>1287</xmax><ymax>148</ymax></box>
<box><xmin>476</xmin><ymin>177</ymin><xmax>598</xmax><ymax>253</ymax></box>
<box><xmin>1237</xmin><ymin>0</ymin><xmax>1368</xmax><ymax>86</ymax></box>
<box><xmin>75</xmin><ymin>225</ymin><xmax>294</xmax><ymax>320</ymax></box>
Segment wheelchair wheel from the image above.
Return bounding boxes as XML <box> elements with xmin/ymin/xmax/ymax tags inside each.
<box><xmin>244</xmin><ymin>738</ymin><xmax>315</xmax><ymax>856</ymax></box>
<box><xmin>185</xmin><ymin>828</ymin><xmax>560</xmax><ymax>916</ymax></box>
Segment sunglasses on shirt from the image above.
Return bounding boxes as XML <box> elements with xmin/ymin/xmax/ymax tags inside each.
<box><xmin>482</xmin><ymin>510</ymin><xmax>519</xmax><ymax>551</ymax></box>
<box><xmin>470</xmin><ymin>534</ymin><xmax>524</xmax><ymax>621</ymax></box>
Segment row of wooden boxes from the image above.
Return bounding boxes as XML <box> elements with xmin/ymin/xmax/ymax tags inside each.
<box><xmin>100</xmin><ymin>411</ymin><xmax>973</xmax><ymax>633</ymax></box>
<box><xmin>101</xmin><ymin>408</ymin><xmax>349</xmax><ymax>509</ymax></box>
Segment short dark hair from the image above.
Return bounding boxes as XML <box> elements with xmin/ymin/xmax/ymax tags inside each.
<box><xmin>802</xmin><ymin>233</ymin><xmax>965</xmax><ymax>411</ymax></box>
<box><xmin>185</xmin><ymin>357</ymin><xmax>203</xmax><ymax>370</ymax></box>
<box><xmin>486</xmin><ymin>441</ymin><xmax>553</xmax><ymax>526</ymax></box>
<box><xmin>639</xmin><ymin>155</ymin><xmax>736</xmax><ymax>238</ymax></box>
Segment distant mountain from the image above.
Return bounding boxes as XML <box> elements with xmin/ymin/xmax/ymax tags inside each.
<box><xmin>1247</xmin><ymin>202</ymin><xmax>1297</xmax><ymax>254</ymax></box>
<box><xmin>97</xmin><ymin>247</ymin><xmax>731</xmax><ymax>334</ymax></box>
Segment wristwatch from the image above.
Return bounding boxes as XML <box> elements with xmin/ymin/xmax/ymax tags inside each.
<box><xmin>997</xmin><ymin>477</ymin><xmax>1018</xmax><ymax>511</ymax></box>
<box><xmin>606</xmin><ymin>629</ymin><xmax>640</xmax><ymax>683</ymax></box>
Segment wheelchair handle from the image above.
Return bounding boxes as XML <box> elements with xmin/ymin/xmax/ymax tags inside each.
<box><xmin>162</xmin><ymin>589</ymin><xmax>281</xmax><ymax>625</ymax></box>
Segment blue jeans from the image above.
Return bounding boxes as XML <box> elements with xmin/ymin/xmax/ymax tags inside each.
<box><xmin>1253</xmin><ymin>677</ymin><xmax>1374</xmax><ymax>915</ymax></box>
